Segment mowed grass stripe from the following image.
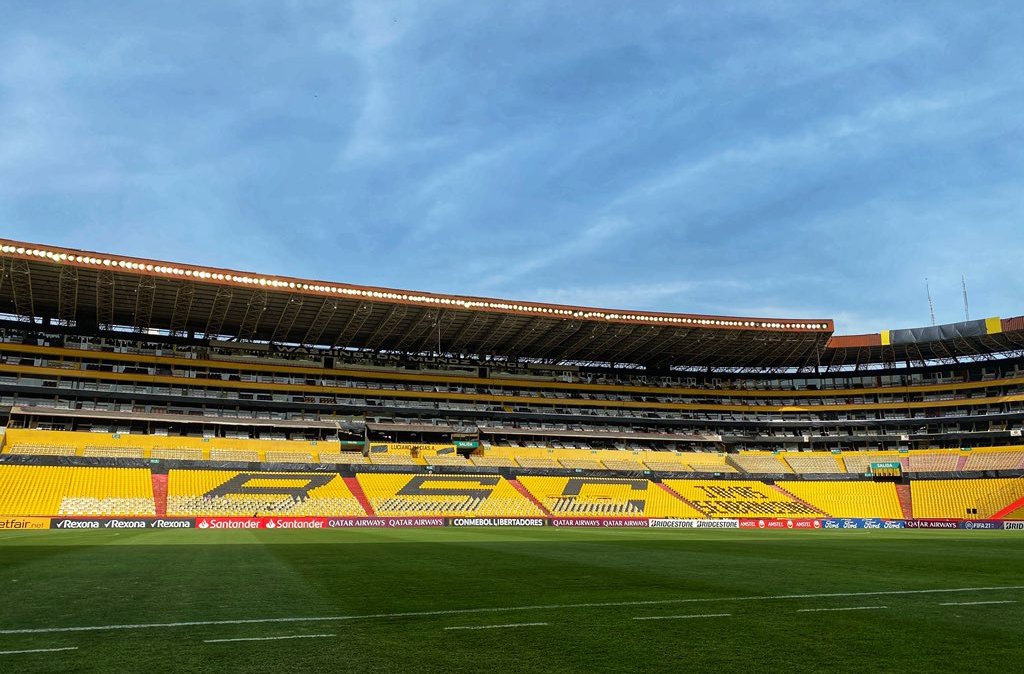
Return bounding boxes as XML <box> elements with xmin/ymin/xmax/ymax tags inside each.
<box><xmin>0</xmin><ymin>529</ymin><xmax>1022</xmax><ymax>672</ymax></box>
<box><xmin>2</xmin><ymin>585</ymin><xmax>1022</xmax><ymax>635</ymax></box>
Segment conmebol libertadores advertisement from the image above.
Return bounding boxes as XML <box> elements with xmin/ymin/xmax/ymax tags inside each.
<box><xmin>450</xmin><ymin>518</ymin><xmax>546</xmax><ymax>527</ymax></box>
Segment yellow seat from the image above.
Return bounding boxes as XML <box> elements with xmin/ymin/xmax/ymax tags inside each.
<box><xmin>0</xmin><ymin>465</ymin><xmax>154</xmax><ymax>516</ymax></box>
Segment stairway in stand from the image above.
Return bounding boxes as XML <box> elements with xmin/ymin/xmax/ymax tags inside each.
<box><xmin>343</xmin><ymin>477</ymin><xmax>375</xmax><ymax>516</ymax></box>
<box><xmin>895</xmin><ymin>484</ymin><xmax>913</xmax><ymax>519</ymax></box>
<box><xmin>508</xmin><ymin>479</ymin><xmax>552</xmax><ymax>516</ymax></box>
<box><xmin>151</xmin><ymin>473</ymin><xmax>168</xmax><ymax>517</ymax></box>
<box><xmin>768</xmin><ymin>483</ymin><xmax>829</xmax><ymax>517</ymax></box>
<box><xmin>657</xmin><ymin>481</ymin><xmax>709</xmax><ymax>517</ymax></box>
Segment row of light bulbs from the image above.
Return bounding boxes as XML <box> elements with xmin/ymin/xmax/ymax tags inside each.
<box><xmin>1</xmin><ymin>243</ymin><xmax>830</xmax><ymax>331</ymax></box>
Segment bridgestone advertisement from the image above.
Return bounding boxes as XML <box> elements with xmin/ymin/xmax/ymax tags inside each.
<box><xmin>649</xmin><ymin>519</ymin><xmax>739</xmax><ymax>529</ymax></box>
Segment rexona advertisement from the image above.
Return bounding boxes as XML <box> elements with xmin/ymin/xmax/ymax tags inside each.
<box><xmin>49</xmin><ymin>518</ymin><xmax>195</xmax><ymax>529</ymax></box>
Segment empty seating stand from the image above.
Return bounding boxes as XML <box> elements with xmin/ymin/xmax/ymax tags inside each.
<box><xmin>209</xmin><ymin>449</ymin><xmax>259</xmax><ymax>463</ymax></box>
<box><xmin>643</xmin><ymin>460</ymin><xmax>690</xmax><ymax>473</ymax></box>
<box><xmin>517</xmin><ymin>458</ymin><xmax>561</xmax><ymax>469</ymax></box>
<box><xmin>778</xmin><ymin>481</ymin><xmax>902</xmax><ymax>518</ymax></box>
<box><xmin>83</xmin><ymin>446</ymin><xmax>146</xmax><ymax>459</ymax></box>
<box><xmin>664</xmin><ymin>480</ymin><xmax>822</xmax><ymax>518</ymax></box>
<box><xmin>6</xmin><ymin>443</ymin><xmax>77</xmax><ymax>457</ymax></box>
<box><xmin>783</xmin><ymin>454</ymin><xmax>842</xmax><ymax>474</ymax></box>
<box><xmin>518</xmin><ymin>476</ymin><xmax>702</xmax><ymax>517</ymax></box>
<box><xmin>357</xmin><ymin>473</ymin><xmax>544</xmax><ymax>517</ymax></box>
<box><xmin>368</xmin><ymin>454</ymin><xmax>419</xmax><ymax>466</ymax></box>
<box><xmin>470</xmin><ymin>456</ymin><xmax>518</xmax><ymax>467</ymax></box>
<box><xmin>559</xmin><ymin>459</ymin><xmax>605</xmax><ymax>470</ymax></box>
<box><xmin>423</xmin><ymin>454</ymin><xmax>470</xmax><ymax>467</ymax></box>
<box><xmin>730</xmin><ymin>455</ymin><xmax>792</xmax><ymax>474</ymax></box>
<box><xmin>686</xmin><ymin>462</ymin><xmax>738</xmax><ymax>474</ymax></box>
<box><xmin>962</xmin><ymin>451</ymin><xmax>1024</xmax><ymax>471</ymax></box>
<box><xmin>166</xmin><ymin>470</ymin><xmax>364</xmax><ymax>517</ymax></box>
<box><xmin>152</xmin><ymin>447</ymin><xmax>204</xmax><ymax>461</ymax></box>
<box><xmin>318</xmin><ymin>452</ymin><xmax>370</xmax><ymax>465</ymax></box>
<box><xmin>264</xmin><ymin>451</ymin><xmax>316</xmax><ymax>463</ymax></box>
<box><xmin>907</xmin><ymin>453</ymin><xmax>959</xmax><ymax>473</ymax></box>
<box><xmin>0</xmin><ymin>465</ymin><xmax>155</xmax><ymax>516</ymax></box>
<box><xmin>602</xmin><ymin>460</ymin><xmax>645</xmax><ymax>471</ymax></box>
<box><xmin>910</xmin><ymin>478</ymin><xmax>1024</xmax><ymax>519</ymax></box>
<box><xmin>841</xmin><ymin>454</ymin><xmax>897</xmax><ymax>474</ymax></box>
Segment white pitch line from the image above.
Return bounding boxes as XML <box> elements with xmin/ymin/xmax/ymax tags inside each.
<box><xmin>633</xmin><ymin>613</ymin><xmax>731</xmax><ymax>621</ymax></box>
<box><xmin>0</xmin><ymin>646</ymin><xmax>78</xmax><ymax>655</ymax></box>
<box><xmin>796</xmin><ymin>606</ymin><xmax>888</xmax><ymax>612</ymax></box>
<box><xmin>444</xmin><ymin>622</ymin><xmax>548</xmax><ymax>631</ymax></box>
<box><xmin>939</xmin><ymin>600</ymin><xmax>1017</xmax><ymax>606</ymax></box>
<box><xmin>204</xmin><ymin>633</ymin><xmax>336</xmax><ymax>643</ymax></box>
<box><xmin>1</xmin><ymin>585</ymin><xmax>1022</xmax><ymax>636</ymax></box>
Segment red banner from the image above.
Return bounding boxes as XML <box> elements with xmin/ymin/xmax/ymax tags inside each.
<box><xmin>327</xmin><ymin>517</ymin><xmax>445</xmax><ymax>528</ymax></box>
<box><xmin>736</xmin><ymin>518</ymin><xmax>823</xmax><ymax>529</ymax></box>
<box><xmin>194</xmin><ymin>516</ymin><xmax>449</xmax><ymax>529</ymax></box>
<box><xmin>195</xmin><ymin>517</ymin><xmax>328</xmax><ymax>529</ymax></box>
<box><xmin>549</xmin><ymin>518</ymin><xmax>649</xmax><ymax>528</ymax></box>
<box><xmin>904</xmin><ymin>519</ymin><xmax>960</xmax><ymax>529</ymax></box>
<box><xmin>789</xmin><ymin>519</ymin><xmax>823</xmax><ymax>529</ymax></box>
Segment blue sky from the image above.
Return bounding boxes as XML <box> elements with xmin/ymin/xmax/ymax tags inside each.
<box><xmin>2</xmin><ymin>2</ymin><xmax>1023</xmax><ymax>334</ymax></box>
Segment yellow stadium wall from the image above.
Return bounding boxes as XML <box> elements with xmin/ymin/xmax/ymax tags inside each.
<box><xmin>484</xmin><ymin>446</ymin><xmax>729</xmax><ymax>464</ymax></box>
<box><xmin>2</xmin><ymin>428</ymin><xmax>339</xmax><ymax>461</ymax></box>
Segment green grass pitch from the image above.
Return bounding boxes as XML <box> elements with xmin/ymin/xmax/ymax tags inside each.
<box><xmin>0</xmin><ymin>529</ymin><xmax>1022</xmax><ymax>673</ymax></box>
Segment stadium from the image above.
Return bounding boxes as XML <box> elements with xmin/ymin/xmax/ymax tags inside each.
<box><xmin>0</xmin><ymin>239</ymin><xmax>1022</xmax><ymax>671</ymax></box>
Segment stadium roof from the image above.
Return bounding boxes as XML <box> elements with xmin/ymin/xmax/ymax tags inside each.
<box><xmin>1</xmin><ymin>239</ymin><xmax>1022</xmax><ymax>370</ymax></box>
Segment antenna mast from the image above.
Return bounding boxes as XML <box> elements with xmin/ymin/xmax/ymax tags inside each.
<box><xmin>961</xmin><ymin>275</ymin><xmax>970</xmax><ymax>321</ymax></box>
<box><xmin>926</xmin><ymin>278</ymin><xmax>936</xmax><ymax>326</ymax></box>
